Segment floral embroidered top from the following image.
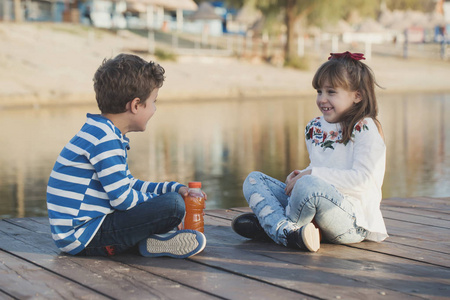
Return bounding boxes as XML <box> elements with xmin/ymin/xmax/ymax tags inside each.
<box><xmin>303</xmin><ymin>116</ymin><xmax>388</xmax><ymax>242</ymax></box>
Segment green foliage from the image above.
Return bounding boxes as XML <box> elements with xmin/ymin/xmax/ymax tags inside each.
<box><xmin>284</xmin><ymin>55</ymin><xmax>309</xmax><ymax>70</ymax></box>
<box><xmin>385</xmin><ymin>0</ymin><xmax>436</xmax><ymax>12</ymax></box>
<box><xmin>154</xmin><ymin>48</ymin><xmax>178</xmax><ymax>61</ymax></box>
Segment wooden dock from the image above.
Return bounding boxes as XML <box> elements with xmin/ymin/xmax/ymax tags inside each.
<box><xmin>0</xmin><ymin>197</ymin><xmax>449</xmax><ymax>300</ymax></box>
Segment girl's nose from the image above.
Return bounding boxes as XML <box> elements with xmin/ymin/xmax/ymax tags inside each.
<box><xmin>317</xmin><ymin>95</ymin><xmax>326</xmax><ymax>103</ymax></box>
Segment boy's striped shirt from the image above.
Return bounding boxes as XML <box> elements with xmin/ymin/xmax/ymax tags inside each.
<box><xmin>47</xmin><ymin>113</ymin><xmax>182</xmax><ymax>255</ymax></box>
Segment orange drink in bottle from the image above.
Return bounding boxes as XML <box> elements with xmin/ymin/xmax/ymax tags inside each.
<box><xmin>184</xmin><ymin>182</ymin><xmax>205</xmax><ymax>233</ymax></box>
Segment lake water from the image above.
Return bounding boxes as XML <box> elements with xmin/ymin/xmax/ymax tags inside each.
<box><xmin>1</xmin><ymin>93</ymin><xmax>449</xmax><ymax>219</ymax></box>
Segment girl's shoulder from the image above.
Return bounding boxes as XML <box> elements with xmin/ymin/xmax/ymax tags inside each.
<box><xmin>353</xmin><ymin>118</ymin><xmax>380</xmax><ymax>134</ymax></box>
<box><xmin>352</xmin><ymin>118</ymin><xmax>385</xmax><ymax>143</ymax></box>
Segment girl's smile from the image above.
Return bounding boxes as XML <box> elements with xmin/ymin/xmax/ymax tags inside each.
<box><xmin>316</xmin><ymin>82</ymin><xmax>361</xmax><ymax>123</ymax></box>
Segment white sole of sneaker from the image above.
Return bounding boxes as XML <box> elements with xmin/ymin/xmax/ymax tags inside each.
<box><xmin>139</xmin><ymin>230</ymin><xmax>206</xmax><ymax>258</ymax></box>
<box><xmin>301</xmin><ymin>223</ymin><xmax>320</xmax><ymax>252</ymax></box>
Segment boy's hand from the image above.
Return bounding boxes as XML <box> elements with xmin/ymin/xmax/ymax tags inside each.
<box><xmin>178</xmin><ymin>186</ymin><xmax>188</xmax><ymax>197</ymax></box>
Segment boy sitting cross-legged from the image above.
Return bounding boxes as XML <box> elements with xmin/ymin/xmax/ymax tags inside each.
<box><xmin>46</xmin><ymin>53</ymin><xmax>206</xmax><ymax>258</ymax></box>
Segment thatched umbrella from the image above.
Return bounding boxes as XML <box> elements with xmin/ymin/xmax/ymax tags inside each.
<box><xmin>187</xmin><ymin>2</ymin><xmax>222</xmax><ymax>20</ymax></box>
<box><xmin>127</xmin><ymin>0</ymin><xmax>197</xmax><ymax>12</ymax></box>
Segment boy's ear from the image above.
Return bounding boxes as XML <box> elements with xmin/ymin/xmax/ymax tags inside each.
<box><xmin>129</xmin><ymin>97</ymin><xmax>141</xmax><ymax>113</ymax></box>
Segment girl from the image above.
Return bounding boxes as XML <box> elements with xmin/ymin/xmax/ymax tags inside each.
<box><xmin>232</xmin><ymin>52</ymin><xmax>387</xmax><ymax>252</ymax></box>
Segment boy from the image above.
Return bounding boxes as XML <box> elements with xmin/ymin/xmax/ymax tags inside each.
<box><xmin>46</xmin><ymin>53</ymin><xmax>206</xmax><ymax>258</ymax></box>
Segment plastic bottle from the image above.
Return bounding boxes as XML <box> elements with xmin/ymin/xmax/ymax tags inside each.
<box><xmin>184</xmin><ymin>182</ymin><xmax>205</xmax><ymax>233</ymax></box>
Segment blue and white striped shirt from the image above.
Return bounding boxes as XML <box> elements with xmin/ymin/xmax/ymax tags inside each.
<box><xmin>47</xmin><ymin>113</ymin><xmax>183</xmax><ymax>255</ymax></box>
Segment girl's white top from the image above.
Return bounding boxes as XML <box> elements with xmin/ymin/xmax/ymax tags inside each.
<box><xmin>303</xmin><ymin>116</ymin><xmax>388</xmax><ymax>242</ymax></box>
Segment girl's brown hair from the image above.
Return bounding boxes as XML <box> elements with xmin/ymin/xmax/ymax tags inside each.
<box><xmin>312</xmin><ymin>55</ymin><xmax>381</xmax><ymax>144</ymax></box>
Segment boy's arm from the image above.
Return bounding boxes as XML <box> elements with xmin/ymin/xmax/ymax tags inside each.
<box><xmin>90</xmin><ymin>140</ymin><xmax>179</xmax><ymax>211</ymax></box>
<box><xmin>127</xmin><ymin>172</ymin><xmax>185</xmax><ymax>195</ymax></box>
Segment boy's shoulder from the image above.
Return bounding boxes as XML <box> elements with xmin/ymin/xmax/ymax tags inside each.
<box><xmin>83</xmin><ymin>114</ymin><xmax>117</xmax><ymax>136</ymax></box>
<box><xmin>72</xmin><ymin>114</ymin><xmax>123</xmax><ymax>147</ymax></box>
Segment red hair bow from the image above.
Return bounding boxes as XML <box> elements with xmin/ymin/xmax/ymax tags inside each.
<box><xmin>328</xmin><ymin>51</ymin><xmax>365</xmax><ymax>61</ymax></box>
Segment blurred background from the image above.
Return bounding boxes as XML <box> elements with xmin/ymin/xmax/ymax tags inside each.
<box><xmin>1</xmin><ymin>0</ymin><xmax>449</xmax><ymax>219</ymax></box>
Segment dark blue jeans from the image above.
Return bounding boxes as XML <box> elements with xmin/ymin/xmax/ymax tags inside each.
<box><xmin>80</xmin><ymin>192</ymin><xmax>185</xmax><ymax>256</ymax></box>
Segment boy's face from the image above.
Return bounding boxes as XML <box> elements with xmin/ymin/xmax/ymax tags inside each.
<box><xmin>132</xmin><ymin>88</ymin><xmax>158</xmax><ymax>132</ymax></box>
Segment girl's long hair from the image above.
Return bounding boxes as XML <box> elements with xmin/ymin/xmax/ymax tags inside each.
<box><xmin>312</xmin><ymin>57</ymin><xmax>381</xmax><ymax>144</ymax></box>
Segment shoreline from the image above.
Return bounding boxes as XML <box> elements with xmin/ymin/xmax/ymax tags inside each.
<box><xmin>2</xmin><ymin>88</ymin><xmax>449</xmax><ymax>111</ymax></box>
<box><xmin>1</xmin><ymin>23</ymin><xmax>450</xmax><ymax>109</ymax></box>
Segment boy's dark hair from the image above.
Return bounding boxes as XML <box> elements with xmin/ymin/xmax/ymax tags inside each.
<box><xmin>93</xmin><ymin>54</ymin><xmax>165</xmax><ymax>114</ymax></box>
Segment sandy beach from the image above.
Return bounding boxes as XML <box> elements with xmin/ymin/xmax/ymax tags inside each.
<box><xmin>1</xmin><ymin>23</ymin><xmax>449</xmax><ymax>109</ymax></box>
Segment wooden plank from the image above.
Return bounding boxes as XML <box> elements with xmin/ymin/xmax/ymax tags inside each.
<box><xmin>0</xmin><ymin>290</ymin><xmax>15</xmax><ymax>300</ymax></box>
<box><xmin>384</xmin><ymin>218</ymin><xmax>449</xmax><ymax>243</ymax></box>
<box><xmin>113</xmin><ymin>253</ymin><xmax>313</xmax><ymax>300</ymax></box>
<box><xmin>223</xmin><ymin>204</ymin><xmax>450</xmax><ymax>258</ymax></box>
<box><xmin>382</xmin><ymin>197</ymin><xmax>450</xmax><ymax>214</ymax></box>
<box><xmin>382</xmin><ymin>205</ymin><xmax>450</xmax><ymax>222</ymax></box>
<box><xmin>204</xmin><ymin>215</ymin><xmax>450</xmax><ymax>299</ymax></box>
<box><xmin>382</xmin><ymin>209</ymin><xmax>450</xmax><ymax>228</ymax></box>
<box><xmin>4</xmin><ymin>216</ymin><xmax>423</xmax><ymax>299</ymax></box>
<box><xmin>0</xmin><ymin>219</ymin><xmax>217</xmax><ymax>300</ymax></box>
<box><xmin>0</xmin><ymin>250</ymin><xmax>107</xmax><ymax>299</ymax></box>
<box><xmin>2</xmin><ymin>195</ymin><xmax>448</xmax><ymax>300</ymax></box>
<box><xmin>225</xmin><ymin>208</ymin><xmax>450</xmax><ymax>266</ymax></box>
<box><xmin>3</xmin><ymin>218</ymin><xmax>315</xmax><ymax>300</ymax></box>
<box><xmin>202</xmin><ymin>216</ymin><xmax>435</xmax><ymax>299</ymax></box>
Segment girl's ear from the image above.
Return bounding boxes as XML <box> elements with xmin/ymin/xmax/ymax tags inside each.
<box><xmin>354</xmin><ymin>91</ymin><xmax>362</xmax><ymax>104</ymax></box>
<box><xmin>129</xmin><ymin>97</ymin><xmax>141</xmax><ymax>114</ymax></box>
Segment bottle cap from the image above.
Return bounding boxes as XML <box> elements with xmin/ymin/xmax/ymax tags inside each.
<box><xmin>188</xmin><ymin>182</ymin><xmax>202</xmax><ymax>188</ymax></box>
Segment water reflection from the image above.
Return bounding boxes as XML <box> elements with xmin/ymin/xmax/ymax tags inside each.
<box><xmin>1</xmin><ymin>93</ymin><xmax>449</xmax><ymax>219</ymax></box>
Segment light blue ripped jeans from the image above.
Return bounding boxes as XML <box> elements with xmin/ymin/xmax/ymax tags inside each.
<box><xmin>242</xmin><ymin>171</ymin><xmax>367</xmax><ymax>246</ymax></box>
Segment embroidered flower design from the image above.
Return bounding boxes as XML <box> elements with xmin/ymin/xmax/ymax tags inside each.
<box><xmin>329</xmin><ymin>131</ymin><xmax>339</xmax><ymax>140</ymax></box>
<box><xmin>351</xmin><ymin>120</ymin><xmax>369</xmax><ymax>140</ymax></box>
<box><xmin>304</xmin><ymin>119</ymin><xmax>370</xmax><ymax>150</ymax></box>
<box><xmin>305</xmin><ymin>118</ymin><xmax>342</xmax><ymax>150</ymax></box>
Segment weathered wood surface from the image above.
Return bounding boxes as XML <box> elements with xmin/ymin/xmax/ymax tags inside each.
<box><xmin>0</xmin><ymin>197</ymin><xmax>449</xmax><ymax>300</ymax></box>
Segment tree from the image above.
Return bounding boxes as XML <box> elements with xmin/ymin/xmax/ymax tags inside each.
<box><xmin>384</xmin><ymin>0</ymin><xmax>436</xmax><ymax>12</ymax></box>
<box><xmin>14</xmin><ymin>0</ymin><xmax>23</xmax><ymax>22</ymax></box>
<box><xmin>237</xmin><ymin>0</ymin><xmax>379</xmax><ymax>62</ymax></box>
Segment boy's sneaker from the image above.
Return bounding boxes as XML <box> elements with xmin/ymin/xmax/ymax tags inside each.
<box><xmin>286</xmin><ymin>223</ymin><xmax>320</xmax><ymax>252</ymax></box>
<box><xmin>138</xmin><ymin>230</ymin><xmax>206</xmax><ymax>258</ymax></box>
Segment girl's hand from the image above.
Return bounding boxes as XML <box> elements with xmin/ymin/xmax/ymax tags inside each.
<box><xmin>286</xmin><ymin>170</ymin><xmax>301</xmax><ymax>185</ymax></box>
<box><xmin>285</xmin><ymin>170</ymin><xmax>312</xmax><ymax>196</ymax></box>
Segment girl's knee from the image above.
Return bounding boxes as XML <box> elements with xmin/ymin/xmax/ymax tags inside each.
<box><xmin>245</xmin><ymin>171</ymin><xmax>262</xmax><ymax>184</ymax></box>
<box><xmin>243</xmin><ymin>171</ymin><xmax>262</xmax><ymax>192</ymax></box>
<box><xmin>295</xmin><ymin>175</ymin><xmax>321</xmax><ymax>193</ymax></box>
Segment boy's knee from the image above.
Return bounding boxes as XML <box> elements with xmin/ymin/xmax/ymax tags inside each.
<box><xmin>163</xmin><ymin>192</ymin><xmax>185</xmax><ymax>218</ymax></box>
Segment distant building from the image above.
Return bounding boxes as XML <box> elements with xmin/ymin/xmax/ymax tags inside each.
<box><xmin>444</xmin><ymin>0</ymin><xmax>450</xmax><ymax>22</ymax></box>
<box><xmin>80</xmin><ymin>0</ymin><xmax>127</xmax><ymax>28</ymax></box>
<box><xmin>0</xmin><ymin>0</ymin><xmax>65</xmax><ymax>22</ymax></box>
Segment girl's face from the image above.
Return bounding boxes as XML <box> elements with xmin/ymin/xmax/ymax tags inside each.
<box><xmin>315</xmin><ymin>82</ymin><xmax>360</xmax><ymax>123</ymax></box>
